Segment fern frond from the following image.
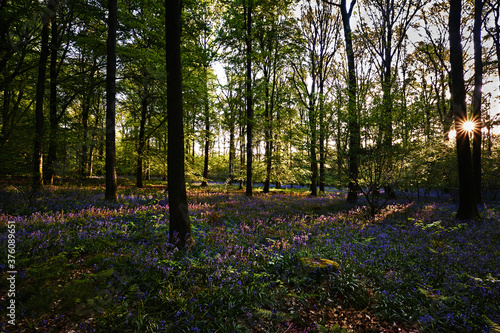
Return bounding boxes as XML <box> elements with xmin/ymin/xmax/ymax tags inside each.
<box><xmin>484</xmin><ymin>316</ymin><xmax>500</xmax><ymax>333</ymax></box>
<box><xmin>253</xmin><ymin>307</ymin><xmax>290</xmax><ymax>322</ymax></box>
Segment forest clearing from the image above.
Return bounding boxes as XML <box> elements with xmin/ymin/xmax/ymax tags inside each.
<box><xmin>1</xmin><ymin>181</ymin><xmax>499</xmax><ymax>332</ymax></box>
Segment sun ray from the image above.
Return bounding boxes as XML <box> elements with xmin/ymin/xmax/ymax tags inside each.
<box><xmin>462</xmin><ymin>120</ymin><xmax>475</xmax><ymax>133</ymax></box>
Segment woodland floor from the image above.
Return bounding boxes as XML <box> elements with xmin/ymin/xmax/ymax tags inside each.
<box><xmin>0</xmin><ymin>178</ymin><xmax>499</xmax><ymax>332</ymax></box>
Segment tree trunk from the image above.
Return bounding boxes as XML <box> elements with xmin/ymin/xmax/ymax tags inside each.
<box><xmin>263</xmin><ymin>69</ymin><xmax>272</xmax><ymax>194</ymax></box>
<box><xmin>229</xmin><ymin>113</ymin><xmax>235</xmax><ymax>185</ymax></box>
<box><xmin>449</xmin><ymin>0</ymin><xmax>479</xmax><ymax>220</ymax></box>
<box><xmin>81</xmin><ymin>100</ymin><xmax>89</xmax><ymax>178</ymax></box>
<box><xmin>380</xmin><ymin>0</ymin><xmax>396</xmax><ymax>200</ymax></box>
<box><xmin>201</xmin><ymin>69</ymin><xmax>210</xmax><ymax>187</ymax></box>
<box><xmin>472</xmin><ymin>0</ymin><xmax>482</xmax><ymax>204</ymax></box>
<box><xmin>308</xmin><ymin>38</ymin><xmax>318</xmax><ymax>197</ymax></box>
<box><xmin>319</xmin><ymin>77</ymin><xmax>326</xmax><ymax>193</ymax></box>
<box><xmin>146</xmin><ymin>139</ymin><xmax>151</xmax><ymax>181</ymax></box>
<box><xmin>309</xmin><ymin>94</ymin><xmax>318</xmax><ymax>197</ymax></box>
<box><xmin>275</xmin><ymin>95</ymin><xmax>281</xmax><ymax>190</ymax></box>
<box><xmin>89</xmin><ymin>101</ymin><xmax>101</xmax><ymax>177</ymax></box>
<box><xmin>105</xmin><ymin>0</ymin><xmax>118</xmax><ymax>201</ymax></box>
<box><xmin>201</xmin><ymin>114</ymin><xmax>209</xmax><ymax>187</ymax></box>
<box><xmin>136</xmin><ymin>88</ymin><xmax>148</xmax><ymax>188</ymax></box>
<box><xmin>239</xmin><ymin>108</ymin><xmax>245</xmax><ymax>191</ymax></box>
<box><xmin>340</xmin><ymin>0</ymin><xmax>359</xmax><ymax>203</ymax></box>
<box><xmin>166</xmin><ymin>0</ymin><xmax>192</xmax><ymax>248</ymax></box>
<box><xmin>33</xmin><ymin>0</ymin><xmax>56</xmax><ymax>192</ymax></box>
<box><xmin>47</xmin><ymin>8</ymin><xmax>58</xmax><ymax>185</ymax></box>
<box><xmin>244</xmin><ymin>0</ymin><xmax>254</xmax><ymax>197</ymax></box>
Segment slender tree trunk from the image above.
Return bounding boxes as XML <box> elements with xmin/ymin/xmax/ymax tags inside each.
<box><xmin>263</xmin><ymin>69</ymin><xmax>272</xmax><ymax>193</ymax></box>
<box><xmin>146</xmin><ymin>139</ymin><xmax>151</xmax><ymax>180</ymax></box>
<box><xmin>239</xmin><ymin>108</ymin><xmax>245</xmax><ymax>190</ymax></box>
<box><xmin>81</xmin><ymin>100</ymin><xmax>89</xmax><ymax>178</ymax></box>
<box><xmin>166</xmin><ymin>0</ymin><xmax>192</xmax><ymax>248</ymax></box>
<box><xmin>201</xmin><ymin>114</ymin><xmax>209</xmax><ymax>187</ymax></box>
<box><xmin>336</xmin><ymin>91</ymin><xmax>343</xmax><ymax>188</ymax></box>
<box><xmin>229</xmin><ymin>111</ymin><xmax>235</xmax><ymax>185</ymax></box>
<box><xmin>136</xmin><ymin>88</ymin><xmax>148</xmax><ymax>188</ymax></box>
<box><xmin>201</xmin><ymin>68</ymin><xmax>210</xmax><ymax>187</ymax></box>
<box><xmin>244</xmin><ymin>1</ymin><xmax>254</xmax><ymax>197</ymax></box>
<box><xmin>89</xmin><ymin>144</ymin><xmax>94</xmax><ymax>176</ymax></box>
<box><xmin>472</xmin><ymin>0</ymin><xmax>483</xmax><ymax>204</ymax></box>
<box><xmin>275</xmin><ymin>102</ymin><xmax>281</xmax><ymax>189</ymax></box>
<box><xmin>1</xmin><ymin>85</ymin><xmax>10</xmax><ymax>147</ymax></box>
<box><xmin>105</xmin><ymin>0</ymin><xmax>118</xmax><ymax>201</ymax></box>
<box><xmin>449</xmin><ymin>0</ymin><xmax>479</xmax><ymax>220</ymax></box>
<box><xmin>309</xmin><ymin>91</ymin><xmax>318</xmax><ymax>197</ymax></box>
<box><xmin>319</xmin><ymin>79</ymin><xmax>326</xmax><ymax>193</ymax></box>
<box><xmin>89</xmin><ymin>99</ymin><xmax>101</xmax><ymax>177</ymax></box>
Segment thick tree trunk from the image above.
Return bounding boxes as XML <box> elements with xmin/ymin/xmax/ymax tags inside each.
<box><xmin>449</xmin><ymin>0</ymin><xmax>479</xmax><ymax>220</ymax></box>
<box><xmin>166</xmin><ymin>0</ymin><xmax>192</xmax><ymax>248</ymax></box>
<box><xmin>33</xmin><ymin>0</ymin><xmax>56</xmax><ymax>192</ymax></box>
<box><xmin>47</xmin><ymin>9</ymin><xmax>58</xmax><ymax>185</ymax></box>
<box><xmin>105</xmin><ymin>0</ymin><xmax>118</xmax><ymax>201</ymax></box>
<box><xmin>472</xmin><ymin>0</ymin><xmax>483</xmax><ymax>203</ymax></box>
<box><xmin>340</xmin><ymin>0</ymin><xmax>359</xmax><ymax>203</ymax></box>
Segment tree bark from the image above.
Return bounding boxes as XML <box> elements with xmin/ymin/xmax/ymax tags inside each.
<box><xmin>229</xmin><ymin>105</ymin><xmax>235</xmax><ymax>185</ymax></box>
<box><xmin>201</xmin><ymin>67</ymin><xmax>210</xmax><ymax>187</ymax></box>
<box><xmin>484</xmin><ymin>1</ymin><xmax>499</xmax><ymax>91</ymax></box>
<box><xmin>308</xmin><ymin>70</ymin><xmax>318</xmax><ymax>197</ymax></box>
<box><xmin>33</xmin><ymin>0</ymin><xmax>57</xmax><ymax>192</ymax></box>
<box><xmin>244</xmin><ymin>0</ymin><xmax>254</xmax><ymax>197</ymax></box>
<box><xmin>319</xmin><ymin>88</ymin><xmax>326</xmax><ymax>193</ymax></box>
<box><xmin>166</xmin><ymin>0</ymin><xmax>192</xmax><ymax>248</ymax></box>
<box><xmin>136</xmin><ymin>87</ymin><xmax>148</xmax><ymax>188</ymax></box>
<box><xmin>81</xmin><ymin>98</ymin><xmax>90</xmax><ymax>178</ymax></box>
<box><xmin>449</xmin><ymin>0</ymin><xmax>479</xmax><ymax>220</ymax></box>
<box><xmin>47</xmin><ymin>5</ymin><xmax>58</xmax><ymax>185</ymax></box>
<box><xmin>105</xmin><ymin>0</ymin><xmax>118</xmax><ymax>201</ymax></box>
<box><xmin>340</xmin><ymin>0</ymin><xmax>360</xmax><ymax>204</ymax></box>
<box><xmin>472</xmin><ymin>0</ymin><xmax>483</xmax><ymax>203</ymax></box>
<box><xmin>263</xmin><ymin>67</ymin><xmax>272</xmax><ymax>193</ymax></box>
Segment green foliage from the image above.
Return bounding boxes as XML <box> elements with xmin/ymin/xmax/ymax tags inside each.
<box><xmin>1</xmin><ymin>186</ymin><xmax>500</xmax><ymax>331</ymax></box>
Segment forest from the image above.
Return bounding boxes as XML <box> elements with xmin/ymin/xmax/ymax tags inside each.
<box><xmin>0</xmin><ymin>0</ymin><xmax>500</xmax><ymax>331</ymax></box>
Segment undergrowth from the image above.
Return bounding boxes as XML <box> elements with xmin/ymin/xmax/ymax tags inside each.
<box><xmin>0</xmin><ymin>184</ymin><xmax>499</xmax><ymax>332</ymax></box>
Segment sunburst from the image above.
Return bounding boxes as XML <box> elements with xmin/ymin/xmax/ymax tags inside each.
<box><xmin>462</xmin><ymin>120</ymin><xmax>475</xmax><ymax>133</ymax></box>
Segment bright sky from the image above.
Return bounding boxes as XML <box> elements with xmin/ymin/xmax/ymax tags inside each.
<box><xmin>213</xmin><ymin>0</ymin><xmax>500</xmax><ymax>135</ymax></box>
